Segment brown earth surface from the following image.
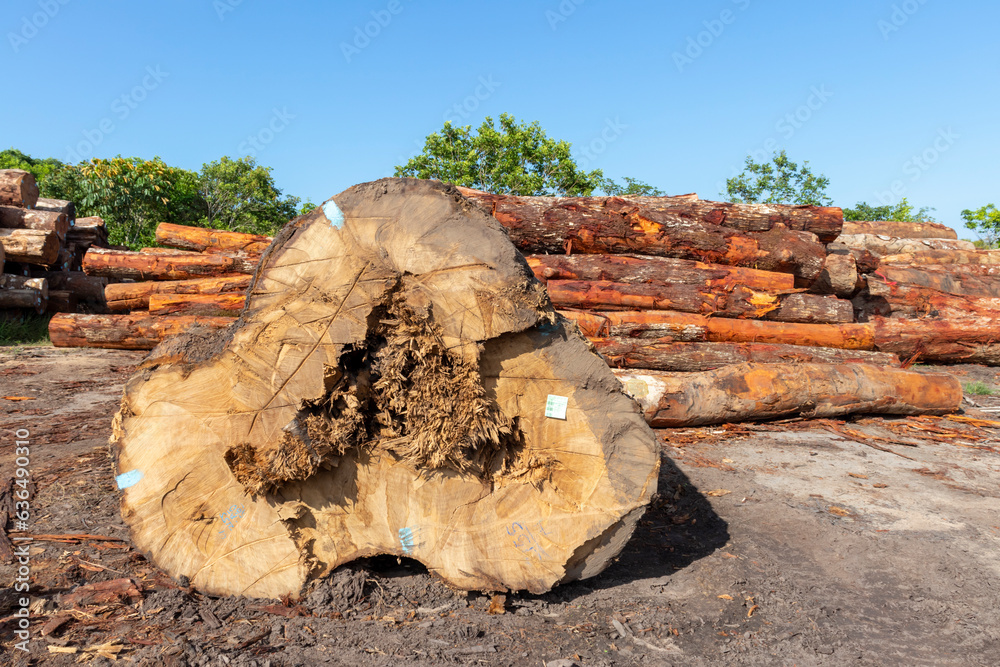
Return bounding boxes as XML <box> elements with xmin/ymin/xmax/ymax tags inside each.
<box><xmin>1</xmin><ymin>346</ymin><xmax>999</xmax><ymax>666</ymax></box>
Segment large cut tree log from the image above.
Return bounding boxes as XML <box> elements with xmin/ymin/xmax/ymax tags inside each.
<box><xmin>155</xmin><ymin>222</ymin><xmax>273</xmax><ymax>255</ymax></box>
<box><xmin>460</xmin><ymin>187</ymin><xmax>842</xmax><ymax>242</ymax></box>
<box><xmin>35</xmin><ymin>197</ymin><xmax>76</xmax><ymax>222</ymax></box>
<box><xmin>148</xmin><ymin>292</ymin><xmax>245</xmax><ymax>316</ymax></box>
<box><xmin>809</xmin><ymin>244</ymin><xmax>860</xmax><ymax>298</ymax></box>
<box><xmin>873</xmin><ymin>317</ymin><xmax>1000</xmax><ymax>365</ymax></box>
<box><xmin>0</xmin><ymin>170</ymin><xmax>39</xmax><ymax>208</ymax></box>
<box><xmin>591</xmin><ymin>338</ymin><xmax>898</xmax><ymax>372</ymax></box>
<box><xmin>866</xmin><ymin>280</ymin><xmax>1000</xmax><ymax>319</ymax></box>
<box><xmin>526</xmin><ymin>254</ymin><xmax>794</xmax><ymax>291</ymax></box>
<box><xmin>841</xmin><ymin>220</ymin><xmax>957</xmax><ymax>240</ymax></box>
<box><xmin>67</xmin><ymin>216</ymin><xmax>109</xmax><ymax>249</ymax></box>
<box><xmin>0</xmin><ymin>229</ymin><xmax>59</xmax><ymax>265</ymax></box>
<box><xmin>838</xmin><ymin>234</ymin><xmax>974</xmax><ymax>257</ymax></box>
<box><xmin>457</xmin><ymin>189</ymin><xmax>826</xmax><ymax>282</ymax></box>
<box><xmin>0</xmin><ymin>275</ymin><xmax>47</xmax><ymax>313</ymax></box>
<box><xmin>49</xmin><ymin>313</ymin><xmax>234</xmax><ymax>349</ymax></box>
<box><xmin>105</xmin><ymin>275</ymin><xmax>252</xmax><ymax>312</ymax></box>
<box><xmin>83</xmin><ymin>247</ymin><xmax>257</xmax><ymax>280</ymax></box>
<box><xmin>562</xmin><ymin>310</ymin><xmax>875</xmax><ymax>349</ymax></box>
<box><xmin>108</xmin><ymin>178</ymin><xmax>659</xmax><ymax>598</ymax></box>
<box><xmin>0</xmin><ymin>206</ymin><xmax>70</xmax><ymax>240</ymax></box>
<box><xmin>874</xmin><ymin>267</ymin><xmax>1000</xmax><ymax>300</ymax></box>
<box><xmin>879</xmin><ymin>249</ymin><xmax>1000</xmax><ymax>267</ymax></box>
<box><xmin>547</xmin><ymin>280</ymin><xmax>853</xmax><ymax>323</ymax></box>
<box><xmin>32</xmin><ymin>271</ymin><xmax>108</xmax><ymax>303</ymax></box>
<box><xmin>615</xmin><ymin>363</ymin><xmax>961</xmax><ymax>427</ymax></box>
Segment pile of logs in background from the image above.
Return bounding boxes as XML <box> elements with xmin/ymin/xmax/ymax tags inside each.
<box><xmin>0</xmin><ymin>169</ymin><xmax>109</xmax><ymax>317</ymax></box>
<box><xmin>41</xmin><ymin>180</ymin><xmax>997</xmax><ymax>425</ymax></box>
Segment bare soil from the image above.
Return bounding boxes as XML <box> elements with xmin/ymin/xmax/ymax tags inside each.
<box><xmin>1</xmin><ymin>346</ymin><xmax>999</xmax><ymax>666</ymax></box>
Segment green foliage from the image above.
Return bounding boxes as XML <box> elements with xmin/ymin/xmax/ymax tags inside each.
<box><xmin>599</xmin><ymin>176</ymin><xmax>665</xmax><ymax>197</ymax></box>
<box><xmin>724</xmin><ymin>150</ymin><xmax>832</xmax><ymax>206</ymax></box>
<box><xmin>963</xmin><ymin>381</ymin><xmax>996</xmax><ymax>396</ymax></box>
<box><xmin>197</xmin><ymin>156</ymin><xmax>300</xmax><ymax>236</ymax></box>
<box><xmin>395</xmin><ymin>113</ymin><xmax>604</xmax><ymax>196</ymax></box>
<box><xmin>961</xmin><ymin>204</ymin><xmax>1000</xmax><ymax>245</ymax></box>
<box><xmin>0</xmin><ymin>148</ymin><xmax>64</xmax><ymax>183</ymax></box>
<box><xmin>843</xmin><ymin>198</ymin><xmax>937</xmax><ymax>223</ymax></box>
<box><xmin>0</xmin><ymin>314</ymin><xmax>51</xmax><ymax>348</ymax></box>
<box><xmin>299</xmin><ymin>200</ymin><xmax>318</xmax><ymax>215</ymax></box>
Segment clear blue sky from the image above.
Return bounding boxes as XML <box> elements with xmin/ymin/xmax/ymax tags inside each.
<box><xmin>5</xmin><ymin>0</ymin><xmax>997</xmax><ymax>237</ymax></box>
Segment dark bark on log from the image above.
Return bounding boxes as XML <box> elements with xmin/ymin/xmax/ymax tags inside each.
<box><xmin>0</xmin><ymin>276</ymin><xmax>47</xmax><ymax>312</ymax></box>
<box><xmin>615</xmin><ymin>363</ymin><xmax>961</xmax><ymax>427</ymax></box>
<box><xmin>49</xmin><ymin>313</ymin><xmax>235</xmax><ymax>349</ymax></box>
<box><xmin>526</xmin><ymin>254</ymin><xmax>795</xmax><ymax>291</ymax></box>
<box><xmin>46</xmin><ymin>290</ymin><xmax>77</xmax><ymax>314</ymax></box>
<box><xmin>0</xmin><ymin>170</ymin><xmax>39</xmax><ymax>208</ymax></box>
<box><xmin>561</xmin><ymin>310</ymin><xmax>875</xmax><ymax>349</ymax></box>
<box><xmin>842</xmin><ymin>220</ymin><xmax>957</xmax><ymax>240</ymax></box>
<box><xmin>866</xmin><ymin>280</ymin><xmax>1000</xmax><ymax>319</ymax></box>
<box><xmin>155</xmin><ymin>222</ymin><xmax>273</xmax><ymax>255</ymax></box>
<box><xmin>0</xmin><ymin>229</ymin><xmax>60</xmax><ymax>265</ymax></box>
<box><xmin>105</xmin><ymin>275</ymin><xmax>252</xmax><ymax>312</ymax></box>
<box><xmin>83</xmin><ymin>247</ymin><xmax>256</xmax><ymax>280</ymax></box>
<box><xmin>34</xmin><ymin>198</ymin><xmax>76</xmax><ymax>224</ymax></box>
<box><xmin>591</xmin><ymin>338</ymin><xmax>899</xmax><ymax>372</ymax></box>
<box><xmin>0</xmin><ymin>206</ymin><xmax>69</xmax><ymax>240</ymax></box>
<box><xmin>30</xmin><ymin>271</ymin><xmax>108</xmax><ymax>302</ymax></box>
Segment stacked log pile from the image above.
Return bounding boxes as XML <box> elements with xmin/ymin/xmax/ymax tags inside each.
<box><xmin>0</xmin><ymin>169</ymin><xmax>109</xmax><ymax>315</ymax></box>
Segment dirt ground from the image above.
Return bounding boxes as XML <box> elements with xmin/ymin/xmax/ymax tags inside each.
<box><xmin>1</xmin><ymin>346</ymin><xmax>999</xmax><ymax>666</ymax></box>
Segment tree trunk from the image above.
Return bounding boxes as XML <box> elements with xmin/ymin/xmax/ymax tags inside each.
<box><xmin>83</xmin><ymin>247</ymin><xmax>257</xmax><ymax>280</ymax></box>
<box><xmin>147</xmin><ymin>292</ymin><xmax>245</xmax><ymax>316</ymax></box>
<box><xmin>0</xmin><ymin>206</ymin><xmax>70</xmax><ymax>240</ymax></box>
<box><xmin>873</xmin><ymin>316</ymin><xmax>1000</xmax><ymax>365</ymax></box>
<box><xmin>34</xmin><ymin>198</ymin><xmax>76</xmax><ymax>224</ymax></box>
<box><xmin>458</xmin><ymin>189</ymin><xmax>827</xmax><ymax>282</ymax></box>
<box><xmin>105</xmin><ymin>275</ymin><xmax>252</xmax><ymax>312</ymax></box>
<box><xmin>49</xmin><ymin>312</ymin><xmax>235</xmax><ymax>349</ymax></box>
<box><xmin>0</xmin><ymin>229</ymin><xmax>60</xmax><ymax>265</ymax></box>
<box><xmin>31</xmin><ymin>271</ymin><xmax>108</xmax><ymax>303</ymax></box>
<box><xmin>615</xmin><ymin>363</ymin><xmax>961</xmax><ymax>427</ymax></box>
<box><xmin>561</xmin><ymin>310</ymin><xmax>876</xmax><ymax>349</ymax></box>
<box><xmin>879</xmin><ymin>249</ymin><xmax>1000</xmax><ymax>267</ymax></box>
<box><xmin>841</xmin><ymin>220</ymin><xmax>957</xmax><ymax>239</ymax></box>
<box><xmin>459</xmin><ymin>187</ymin><xmax>843</xmax><ymax>242</ymax></box>
<box><xmin>866</xmin><ymin>280</ymin><xmax>1000</xmax><ymax>319</ymax></box>
<box><xmin>838</xmin><ymin>234</ymin><xmax>974</xmax><ymax>257</ymax></box>
<box><xmin>874</xmin><ymin>266</ymin><xmax>1000</xmax><ymax>299</ymax></box>
<box><xmin>591</xmin><ymin>338</ymin><xmax>898</xmax><ymax>372</ymax></box>
<box><xmin>0</xmin><ymin>275</ymin><xmax>47</xmax><ymax>312</ymax></box>
<box><xmin>67</xmin><ymin>217</ymin><xmax>109</xmax><ymax>249</ymax></box>
<box><xmin>108</xmin><ymin>178</ymin><xmax>660</xmax><ymax>599</ymax></box>
<box><xmin>0</xmin><ymin>169</ymin><xmax>39</xmax><ymax>208</ymax></box>
<box><xmin>526</xmin><ymin>254</ymin><xmax>795</xmax><ymax>291</ymax></box>
<box><xmin>546</xmin><ymin>280</ymin><xmax>853</xmax><ymax>323</ymax></box>
<box><xmin>155</xmin><ymin>222</ymin><xmax>273</xmax><ymax>255</ymax></box>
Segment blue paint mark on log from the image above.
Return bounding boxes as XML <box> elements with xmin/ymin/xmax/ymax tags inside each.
<box><xmin>323</xmin><ymin>200</ymin><xmax>345</xmax><ymax>229</ymax></box>
<box><xmin>399</xmin><ymin>526</ymin><xmax>424</xmax><ymax>554</ymax></box>
<box><xmin>115</xmin><ymin>469</ymin><xmax>143</xmax><ymax>490</ymax></box>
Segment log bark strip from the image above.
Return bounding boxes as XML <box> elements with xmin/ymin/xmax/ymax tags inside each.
<box><xmin>842</xmin><ymin>220</ymin><xmax>957</xmax><ymax>240</ymax></box>
<box><xmin>0</xmin><ymin>229</ymin><xmax>59</xmax><ymax>265</ymax></box>
<box><xmin>591</xmin><ymin>338</ymin><xmax>898</xmax><ymax>372</ymax></box>
<box><xmin>874</xmin><ymin>267</ymin><xmax>1000</xmax><ymax>299</ymax></box>
<box><xmin>34</xmin><ymin>198</ymin><xmax>75</xmax><ymax>224</ymax></box>
<box><xmin>873</xmin><ymin>317</ymin><xmax>1000</xmax><ymax>365</ymax></box>
<box><xmin>155</xmin><ymin>222</ymin><xmax>273</xmax><ymax>255</ymax></box>
<box><xmin>0</xmin><ymin>207</ymin><xmax>70</xmax><ymax>240</ymax></box>
<box><xmin>615</xmin><ymin>363</ymin><xmax>961</xmax><ymax>427</ymax></box>
<box><xmin>458</xmin><ymin>189</ymin><xmax>827</xmax><ymax>282</ymax></box>
<box><xmin>148</xmin><ymin>292</ymin><xmax>245</xmax><ymax>316</ymax></box>
<box><xmin>526</xmin><ymin>254</ymin><xmax>795</xmax><ymax>291</ymax></box>
<box><xmin>49</xmin><ymin>313</ymin><xmax>235</xmax><ymax>349</ymax></box>
<box><xmin>838</xmin><ymin>234</ymin><xmax>974</xmax><ymax>257</ymax></box>
<box><xmin>105</xmin><ymin>275</ymin><xmax>252</xmax><ymax>312</ymax></box>
<box><xmin>879</xmin><ymin>250</ymin><xmax>1000</xmax><ymax>267</ymax></box>
<box><xmin>0</xmin><ymin>170</ymin><xmax>39</xmax><ymax>208</ymax></box>
<box><xmin>866</xmin><ymin>280</ymin><xmax>1000</xmax><ymax>319</ymax></box>
<box><xmin>83</xmin><ymin>247</ymin><xmax>257</xmax><ymax>280</ymax></box>
<box><xmin>561</xmin><ymin>310</ymin><xmax>876</xmax><ymax>349</ymax></box>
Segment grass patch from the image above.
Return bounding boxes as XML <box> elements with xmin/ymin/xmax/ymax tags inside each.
<box><xmin>963</xmin><ymin>381</ymin><xmax>996</xmax><ymax>396</ymax></box>
<box><xmin>0</xmin><ymin>313</ymin><xmax>52</xmax><ymax>348</ymax></box>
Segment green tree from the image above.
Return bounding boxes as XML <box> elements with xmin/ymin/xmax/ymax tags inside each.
<box><xmin>0</xmin><ymin>148</ymin><xmax>65</xmax><ymax>184</ymax></box>
<box><xmin>395</xmin><ymin>113</ymin><xmax>604</xmax><ymax>196</ymax></box>
<box><xmin>724</xmin><ymin>150</ymin><xmax>832</xmax><ymax>206</ymax></box>
<box><xmin>599</xmin><ymin>176</ymin><xmax>664</xmax><ymax>197</ymax></box>
<box><xmin>843</xmin><ymin>198</ymin><xmax>937</xmax><ymax>223</ymax></box>
<box><xmin>961</xmin><ymin>204</ymin><xmax>1000</xmax><ymax>245</ymax></box>
<box><xmin>197</xmin><ymin>156</ymin><xmax>300</xmax><ymax>236</ymax></box>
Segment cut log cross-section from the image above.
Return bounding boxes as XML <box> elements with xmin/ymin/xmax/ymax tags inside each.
<box><xmin>0</xmin><ymin>229</ymin><xmax>60</xmax><ymax>265</ymax></box>
<box><xmin>0</xmin><ymin>206</ymin><xmax>70</xmax><ymax>239</ymax></box>
<box><xmin>0</xmin><ymin>169</ymin><xmax>39</xmax><ymax>208</ymax></box>
<box><xmin>109</xmin><ymin>178</ymin><xmax>660</xmax><ymax>599</ymax></box>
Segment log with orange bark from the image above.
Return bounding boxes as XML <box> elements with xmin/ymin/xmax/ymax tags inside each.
<box><xmin>460</xmin><ymin>187</ymin><xmax>843</xmax><ymax>242</ymax></box>
<box><xmin>49</xmin><ymin>313</ymin><xmax>235</xmax><ymax>349</ymax></box>
<box><xmin>561</xmin><ymin>310</ymin><xmax>876</xmax><ymax>349</ymax></box>
<box><xmin>591</xmin><ymin>338</ymin><xmax>899</xmax><ymax>372</ymax></box>
<box><xmin>0</xmin><ymin>169</ymin><xmax>39</xmax><ymax>208</ymax></box>
<box><xmin>82</xmin><ymin>247</ymin><xmax>257</xmax><ymax>280</ymax></box>
<box><xmin>148</xmin><ymin>292</ymin><xmax>245</xmax><ymax>316</ymax></box>
<box><xmin>872</xmin><ymin>266</ymin><xmax>1000</xmax><ymax>300</ymax></box>
<box><xmin>614</xmin><ymin>363</ymin><xmax>962</xmax><ymax>427</ymax></box>
<box><xmin>873</xmin><ymin>317</ymin><xmax>1000</xmax><ymax>365</ymax></box>
<box><xmin>841</xmin><ymin>220</ymin><xmax>957</xmax><ymax>240</ymax></box>
<box><xmin>547</xmin><ymin>281</ymin><xmax>854</xmax><ymax>323</ymax></box>
<box><xmin>457</xmin><ymin>189</ymin><xmax>827</xmax><ymax>282</ymax></box>
<box><xmin>526</xmin><ymin>254</ymin><xmax>795</xmax><ymax>291</ymax></box>
<box><xmin>155</xmin><ymin>222</ymin><xmax>273</xmax><ymax>255</ymax></box>
<box><xmin>866</xmin><ymin>280</ymin><xmax>1000</xmax><ymax>320</ymax></box>
<box><xmin>0</xmin><ymin>229</ymin><xmax>60</xmax><ymax>265</ymax></box>
<box><xmin>105</xmin><ymin>275</ymin><xmax>253</xmax><ymax>312</ymax></box>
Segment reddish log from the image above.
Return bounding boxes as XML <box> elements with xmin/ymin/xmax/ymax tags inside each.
<box><xmin>0</xmin><ymin>169</ymin><xmax>39</xmax><ymax>208</ymax></box>
<box><xmin>49</xmin><ymin>313</ymin><xmax>234</xmax><ymax>350</ymax></box>
<box><xmin>0</xmin><ymin>229</ymin><xmax>60</xmax><ymax>265</ymax></box>
<box><xmin>155</xmin><ymin>222</ymin><xmax>273</xmax><ymax>255</ymax></box>
<box><xmin>866</xmin><ymin>280</ymin><xmax>1000</xmax><ymax>319</ymax></box>
<box><xmin>83</xmin><ymin>247</ymin><xmax>257</xmax><ymax>280</ymax></box>
<box><xmin>147</xmin><ymin>292</ymin><xmax>245</xmax><ymax>316</ymax></box>
<box><xmin>841</xmin><ymin>220</ymin><xmax>958</xmax><ymax>240</ymax></box>
<box><xmin>880</xmin><ymin>250</ymin><xmax>1000</xmax><ymax>267</ymax></box>
<box><xmin>875</xmin><ymin>266</ymin><xmax>1000</xmax><ymax>299</ymax></box>
<box><xmin>105</xmin><ymin>275</ymin><xmax>252</xmax><ymax>312</ymax></box>
<box><xmin>838</xmin><ymin>234</ymin><xmax>974</xmax><ymax>257</ymax></box>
